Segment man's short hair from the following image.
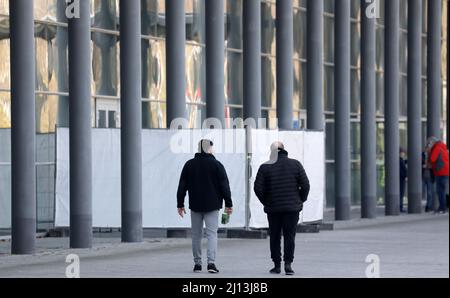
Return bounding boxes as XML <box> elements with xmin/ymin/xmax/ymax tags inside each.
<box><xmin>270</xmin><ymin>141</ymin><xmax>285</xmax><ymax>152</ymax></box>
<box><xmin>199</xmin><ymin>139</ymin><xmax>214</xmax><ymax>153</ymax></box>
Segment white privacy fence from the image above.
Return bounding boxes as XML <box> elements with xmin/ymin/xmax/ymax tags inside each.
<box><xmin>0</xmin><ymin>130</ymin><xmax>10</xmax><ymax>229</ymax></box>
<box><xmin>248</xmin><ymin>130</ymin><xmax>325</xmax><ymax>228</ymax></box>
<box><xmin>55</xmin><ymin>129</ymin><xmax>246</xmax><ymax>228</ymax></box>
<box><xmin>54</xmin><ymin>128</ymin><xmax>325</xmax><ymax>229</ymax></box>
<box><xmin>0</xmin><ymin>129</ymin><xmax>56</xmax><ymax>229</ymax></box>
<box><xmin>0</xmin><ymin>128</ymin><xmax>325</xmax><ymax>229</ymax></box>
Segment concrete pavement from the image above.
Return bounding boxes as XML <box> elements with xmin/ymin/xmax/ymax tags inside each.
<box><xmin>0</xmin><ymin>213</ymin><xmax>448</xmax><ymax>278</ymax></box>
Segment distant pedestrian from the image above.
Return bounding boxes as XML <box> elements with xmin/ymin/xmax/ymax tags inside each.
<box><xmin>177</xmin><ymin>139</ymin><xmax>233</xmax><ymax>274</ymax></box>
<box><xmin>399</xmin><ymin>148</ymin><xmax>408</xmax><ymax>213</ymax></box>
<box><xmin>254</xmin><ymin>142</ymin><xmax>310</xmax><ymax>276</ymax></box>
<box><xmin>427</xmin><ymin>137</ymin><xmax>449</xmax><ymax>214</ymax></box>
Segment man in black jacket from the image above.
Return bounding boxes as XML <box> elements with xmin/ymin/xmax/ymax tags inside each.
<box><xmin>254</xmin><ymin>142</ymin><xmax>310</xmax><ymax>275</ymax></box>
<box><xmin>177</xmin><ymin>140</ymin><xmax>233</xmax><ymax>274</ymax></box>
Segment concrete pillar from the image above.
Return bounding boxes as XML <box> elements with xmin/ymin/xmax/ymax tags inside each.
<box><xmin>427</xmin><ymin>0</ymin><xmax>442</xmax><ymax>139</ymax></box>
<box><xmin>120</xmin><ymin>0</ymin><xmax>143</xmax><ymax>243</ymax></box>
<box><xmin>68</xmin><ymin>0</ymin><xmax>93</xmax><ymax>248</ymax></box>
<box><xmin>384</xmin><ymin>0</ymin><xmax>400</xmax><ymax>216</ymax></box>
<box><xmin>276</xmin><ymin>0</ymin><xmax>294</xmax><ymax>130</ymax></box>
<box><xmin>10</xmin><ymin>0</ymin><xmax>37</xmax><ymax>255</ymax></box>
<box><xmin>166</xmin><ymin>0</ymin><xmax>186</xmax><ymax>127</ymax></box>
<box><xmin>205</xmin><ymin>0</ymin><xmax>225</xmax><ymax>126</ymax></box>
<box><xmin>306</xmin><ymin>0</ymin><xmax>324</xmax><ymax>130</ymax></box>
<box><xmin>334</xmin><ymin>0</ymin><xmax>351</xmax><ymax>221</ymax></box>
<box><xmin>407</xmin><ymin>0</ymin><xmax>423</xmax><ymax>214</ymax></box>
<box><xmin>360</xmin><ymin>0</ymin><xmax>377</xmax><ymax>219</ymax></box>
<box><xmin>243</xmin><ymin>0</ymin><xmax>262</xmax><ymax>123</ymax></box>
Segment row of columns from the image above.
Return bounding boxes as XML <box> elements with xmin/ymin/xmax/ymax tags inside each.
<box><xmin>334</xmin><ymin>0</ymin><xmax>442</xmax><ymax>220</ymax></box>
<box><xmin>9</xmin><ymin>0</ymin><xmax>444</xmax><ymax>254</ymax></box>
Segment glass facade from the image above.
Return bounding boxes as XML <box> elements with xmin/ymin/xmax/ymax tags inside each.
<box><xmin>0</xmin><ymin>0</ymin><xmax>448</xmax><ymax>210</ymax></box>
<box><xmin>324</xmin><ymin>0</ymin><xmax>449</xmax><ymax>207</ymax></box>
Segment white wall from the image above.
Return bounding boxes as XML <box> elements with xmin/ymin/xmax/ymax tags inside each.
<box><xmin>0</xmin><ymin>129</ymin><xmax>11</xmax><ymax>229</ymax></box>
<box><xmin>55</xmin><ymin>128</ymin><xmax>246</xmax><ymax>228</ymax></box>
<box><xmin>249</xmin><ymin>129</ymin><xmax>325</xmax><ymax>228</ymax></box>
<box><xmin>54</xmin><ymin>128</ymin><xmax>325</xmax><ymax>229</ymax></box>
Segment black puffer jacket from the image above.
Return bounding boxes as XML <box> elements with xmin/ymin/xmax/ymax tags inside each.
<box><xmin>254</xmin><ymin>149</ymin><xmax>310</xmax><ymax>213</ymax></box>
<box><xmin>177</xmin><ymin>153</ymin><xmax>233</xmax><ymax>213</ymax></box>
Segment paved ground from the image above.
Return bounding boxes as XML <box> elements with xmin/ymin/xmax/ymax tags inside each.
<box><xmin>0</xmin><ymin>213</ymin><xmax>448</xmax><ymax>278</ymax></box>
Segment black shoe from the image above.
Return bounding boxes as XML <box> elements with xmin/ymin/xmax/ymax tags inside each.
<box><xmin>193</xmin><ymin>264</ymin><xmax>202</xmax><ymax>273</ymax></box>
<box><xmin>207</xmin><ymin>264</ymin><xmax>219</xmax><ymax>274</ymax></box>
<box><xmin>285</xmin><ymin>263</ymin><xmax>295</xmax><ymax>276</ymax></box>
<box><xmin>270</xmin><ymin>264</ymin><xmax>281</xmax><ymax>274</ymax></box>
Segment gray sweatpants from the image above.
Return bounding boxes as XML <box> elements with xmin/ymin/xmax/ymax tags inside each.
<box><xmin>191</xmin><ymin>210</ymin><xmax>219</xmax><ymax>265</ymax></box>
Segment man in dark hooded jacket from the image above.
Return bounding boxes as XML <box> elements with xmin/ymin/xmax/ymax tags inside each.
<box><xmin>254</xmin><ymin>142</ymin><xmax>310</xmax><ymax>275</ymax></box>
<box><xmin>177</xmin><ymin>140</ymin><xmax>233</xmax><ymax>274</ymax></box>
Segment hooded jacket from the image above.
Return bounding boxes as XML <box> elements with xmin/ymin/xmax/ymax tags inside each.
<box><xmin>429</xmin><ymin>142</ymin><xmax>449</xmax><ymax>177</ymax></box>
<box><xmin>177</xmin><ymin>153</ymin><xmax>233</xmax><ymax>213</ymax></box>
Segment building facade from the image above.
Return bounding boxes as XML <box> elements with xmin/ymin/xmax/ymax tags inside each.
<box><xmin>0</xmin><ymin>0</ymin><xmax>448</xmax><ymax>252</ymax></box>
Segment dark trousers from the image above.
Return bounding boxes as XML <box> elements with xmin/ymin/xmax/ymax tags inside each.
<box><xmin>400</xmin><ymin>178</ymin><xmax>406</xmax><ymax>212</ymax></box>
<box><xmin>423</xmin><ymin>178</ymin><xmax>433</xmax><ymax>210</ymax></box>
<box><xmin>436</xmin><ymin>176</ymin><xmax>449</xmax><ymax>212</ymax></box>
<box><xmin>267</xmin><ymin>211</ymin><xmax>299</xmax><ymax>264</ymax></box>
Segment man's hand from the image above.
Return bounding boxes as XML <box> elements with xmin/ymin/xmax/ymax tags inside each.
<box><xmin>178</xmin><ymin>208</ymin><xmax>186</xmax><ymax>218</ymax></box>
<box><xmin>225</xmin><ymin>207</ymin><xmax>233</xmax><ymax>215</ymax></box>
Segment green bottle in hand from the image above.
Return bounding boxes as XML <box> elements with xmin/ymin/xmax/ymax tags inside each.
<box><xmin>221</xmin><ymin>212</ymin><xmax>230</xmax><ymax>225</ymax></box>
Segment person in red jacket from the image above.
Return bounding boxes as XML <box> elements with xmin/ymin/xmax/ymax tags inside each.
<box><xmin>427</xmin><ymin>137</ymin><xmax>449</xmax><ymax>213</ymax></box>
